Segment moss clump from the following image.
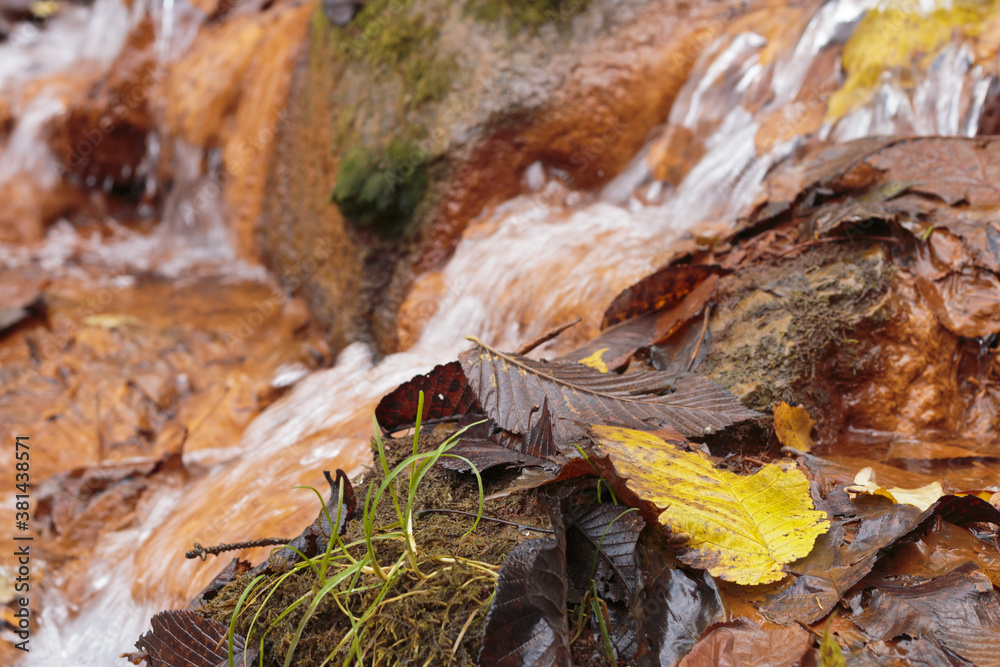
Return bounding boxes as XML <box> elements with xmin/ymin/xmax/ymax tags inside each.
<box><xmin>199</xmin><ymin>430</ymin><xmax>547</xmax><ymax>666</ymax></box>
<box><xmin>336</xmin><ymin>0</ymin><xmax>457</xmax><ymax>107</ymax></box>
<box><xmin>330</xmin><ymin>137</ymin><xmax>430</xmax><ymax>233</ymax></box>
<box><xmin>467</xmin><ymin>0</ymin><xmax>592</xmax><ymax>34</ymax></box>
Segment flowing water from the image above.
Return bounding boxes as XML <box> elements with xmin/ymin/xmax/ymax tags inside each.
<box><xmin>3</xmin><ymin>0</ymin><xmax>996</xmax><ymax>662</ymax></box>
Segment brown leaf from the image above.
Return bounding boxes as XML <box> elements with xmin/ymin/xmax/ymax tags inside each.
<box><xmin>601</xmin><ymin>265</ymin><xmax>726</xmax><ymax>330</ymax></box>
<box><xmin>867</xmin><ymin>137</ymin><xmax>1000</xmax><ymax>208</ymax></box>
<box><xmin>633</xmin><ymin>567</ymin><xmax>724</xmax><ymax>667</ymax></box>
<box><xmin>762</xmin><ymin>492</ymin><xmax>1000</xmax><ymax>625</ymax></box>
<box><xmin>678</xmin><ymin>618</ymin><xmax>812</xmax><ymax>667</ymax></box>
<box><xmin>187</xmin><ymin>557</ymin><xmax>252</xmax><ymax>610</ymax></box>
<box><xmin>135</xmin><ymin>609</ymin><xmax>258</xmax><ymax>667</ymax></box>
<box><xmin>853</xmin><ymin>563</ymin><xmax>1000</xmax><ymax>667</ymax></box>
<box><xmin>374</xmin><ymin>361</ymin><xmax>479</xmax><ymax>432</ymax></box>
<box><xmin>565</xmin><ymin>502</ymin><xmax>645</xmax><ymax>603</ymax></box>
<box><xmin>479</xmin><ymin>506</ymin><xmax>571</xmax><ymax>667</ymax></box>
<box><xmin>439</xmin><ymin>418</ymin><xmax>545</xmax><ymax>473</ymax></box>
<box><xmin>460</xmin><ymin>337</ymin><xmax>759</xmax><ymax>442</ymax></box>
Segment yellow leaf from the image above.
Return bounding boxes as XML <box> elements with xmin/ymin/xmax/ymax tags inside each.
<box><xmin>773</xmin><ymin>401</ymin><xmax>814</xmax><ymax>452</ymax></box>
<box><xmin>820</xmin><ymin>629</ymin><xmax>847</xmax><ymax>667</ymax></box>
<box><xmin>591</xmin><ymin>425</ymin><xmax>829</xmax><ymax>585</ymax></box>
<box><xmin>578</xmin><ymin>347</ymin><xmax>610</xmax><ymax>373</ymax></box>
<box><xmin>84</xmin><ymin>314</ymin><xmax>140</xmax><ymax>329</ymax></box>
<box><xmin>845</xmin><ymin>467</ymin><xmax>944</xmax><ymax>511</ymax></box>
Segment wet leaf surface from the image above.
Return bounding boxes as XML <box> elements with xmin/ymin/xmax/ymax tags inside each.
<box><xmin>591</xmin><ymin>426</ymin><xmax>829</xmax><ymax>585</ymax></box>
<box><xmin>677</xmin><ymin>617</ymin><xmax>812</xmax><ymax>667</ymax></box>
<box><xmin>853</xmin><ymin>562</ymin><xmax>1000</xmax><ymax>667</ymax></box>
<box><xmin>564</xmin><ymin>502</ymin><xmax>645</xmax><ymax>603</ymax></box>
<box><xmin>633</xmin><ymin>567</ymin><xmax>725</xmax><ymax>667</ymax></box>
<box><xmin>460</xmin><ymin>337</ymin><xmax>759</xmax><ymax>441</ymax></box>
<box><xmin>480</xmin><ymin>506</ymin><xmax>571</xmax><ymax>667</ymax></box>
<box><xmin>134</xmin><ymin>609</ymin><xmax>258</xmax><ymax>667</ymax></box>
<box><xmin>601</xmin><ymin>265</ymin><xmax>725</xmax><ymax>330</ymax></box>
<box><xmin>374</xmin><ymin>361</ymin><xmax>479</xmax><ymax>432</ymax></box>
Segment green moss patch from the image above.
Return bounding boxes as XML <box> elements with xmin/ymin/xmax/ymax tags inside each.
<box><xmin>330</xmin><ymin>137</ymin><xmax>430</xmax><ymax>233</ymax></box>
<box><xmin>336</xmin><ymin>0</ymin><xmax>458</xmax><ymax>107</ymax></box>
<box><xmin>467</xmin><ymin>0</ymin><xmax>592</xmax><ymax>34</ymax></box>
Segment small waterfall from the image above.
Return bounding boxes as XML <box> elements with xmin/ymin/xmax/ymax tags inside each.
<box><xmin>9</xmin><ymin>0</ymin><xmax>1000</xmax><ymax>663</ymax></box>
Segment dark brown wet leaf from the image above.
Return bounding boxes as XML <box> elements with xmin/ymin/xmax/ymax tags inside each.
<box><xmin>633</xmin><ymin>567</ymin><xmax>725</xmax><ymax>667</ymax></box>
<box><xmin>374</xmin><ymin>361</ymin><xmax>479</xmax><ymax>432</ymax></box>
<box><xmin>460</xmin><ymin>337</ymin><xmax>759</xmax><ymax>441</ymax></box>
<box><xmin>134</xmin><ymin>609</ymin><xmax>258</xmax><ymax>667</ymax></box>
<box><xmin>677</xmin><ymin>617</ymin><xmax>812</xmax><ymax>667</ymax></box>
<box><xmin>480</xmin><ymin>507</ymin><xmax>571</xmax><ymax>667</ymax></box>
<box><xmin>601</xmin><ymin>265</ymin><xmax>725</xmax><ymax>329</ymax></box>
<box><xmin>439</xmin><ymin>418</ymin><xmax>546</xmax><ymax>473</ymax></box>
<box><xmin>762</xmin><ymin>491</ymin><xmax>1000</xmax><ymax>625</ymax></box>
<box><xmin>187</xmin><ymin>557</ymin><xmax>252</xmax><ymax>610</ymax></box>
<box><xmin>561</xmin><ymin>312</ymin><xmax>659</xmax><ymax>372</ymax></box>
<box><xmin>853</xmin><ymin>562</ymin><xmax>1000</xmax><ymax>667</ymax></box>
<box><xmin>565</xmin><ymin>502</ymin><xmax>644</xmax><ymax>603</ymax></box>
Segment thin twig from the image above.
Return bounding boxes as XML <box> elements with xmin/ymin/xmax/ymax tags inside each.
<box><xmin>686</xmin><ymin>305</ymin><xmax>713</xmax><ymax>373</ymax></box>
<box><xmin>185</xmin><ymin>537</ymin><xmax>291</xmax><ymax>560</ymax></box>
<box><xmin>515</xmin><ymin>318</ymin><xmax>582</xmax><ymax>355</ymax></box>
<box><xmin>418</xmin><ymin>508</ymin><xmax>554</xmax><ymax>534</ymax></box>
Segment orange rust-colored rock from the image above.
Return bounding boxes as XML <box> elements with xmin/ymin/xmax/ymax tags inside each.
<box><xmin>49</xmin><ymin>17</ymin><xmax>160</xmax><ymax>188</ymax></box>
<box><xmin>263</xmin><ymin>0</ymin><xmax>741</xmax><ymax>356</ymax></box>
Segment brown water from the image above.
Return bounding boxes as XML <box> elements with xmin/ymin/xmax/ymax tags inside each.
<box><xmin>1</xmin><ymin>0</ymin><xmax>998</xmax><ymax>662</ymax></box>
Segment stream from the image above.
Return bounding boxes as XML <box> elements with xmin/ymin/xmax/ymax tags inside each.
<box><xmin>1</xmin><ymin>0</ymin><xmax>996</xmax><ymax>663</ymax></box>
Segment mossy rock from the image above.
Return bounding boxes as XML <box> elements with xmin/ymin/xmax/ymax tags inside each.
<box><xmin>330</xmin><ymin>138</ymin><xmax>430</xmax><ymax>233</ymax></box>
<box><xmin>467</xmin><ymin>0</ymin><xmax>593</xmax><ymax>34</ymax></box>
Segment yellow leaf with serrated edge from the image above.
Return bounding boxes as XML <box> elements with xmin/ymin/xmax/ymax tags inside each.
<box><xmin>578</xmin><ymin>347</ymin><xmax>610</xmax><ymax>373</ymax></box>
<box><xmin>845</xmin><ymin>467</ymin><xmax>943</xmax><ymax>511</ymax></box>
<box><xmin>773</xmin><ymin>401</ymin><xmax>814</xmax><ymax>452</ymax></box>
<box><xmin>591</xmin><ymin>425</ymin><xmax>829</xmax><ymax>585</ymax></box>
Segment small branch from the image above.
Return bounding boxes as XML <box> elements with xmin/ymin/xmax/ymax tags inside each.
<box><xmin>418</xmin><ymin>508</ymin><xmax>554</xmax><ymax>534</ymax></box>
<box><xmin>516</xmin><ymin>318</ymin><xmax>582</xmax><ymax>355</ymax></box>
<box><xmin>686</xmin><ymin>305</ymin><xmax>713</xmax><ymax>373</ymax></box>
<box><xmin>185</xmin><ymin>537</ymin><xmax>291</xmax><ymax>561</ymax></box>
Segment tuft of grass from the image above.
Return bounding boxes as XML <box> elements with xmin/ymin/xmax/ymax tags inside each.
<box><xmin>220</xmin><ymin>392</ymin><xmax>495</xmax><ymax>666</ymax></box>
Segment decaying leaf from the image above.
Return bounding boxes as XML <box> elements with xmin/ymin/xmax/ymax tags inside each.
<box><xmin>677</xmin><ymin>618</ymin><xmax>812</xmax><ymax>667</ymax></box>
<box><xmin>773</xmin><ymin>401</ymin><xmax>815</xmax><ymax>452</ymax></box>
<box><xmin>601</xmin><ymin>265</ymin><xmax>725</xmax><ymax>329</ymax></box>
<box><xmin>479</xmin><ymin>507</ymin><xmax>571</xmax><ymax>667</ymax></box>
<box><xmin>591</xmin><ymin>426</ymin><xmax>829</xmax><ymax>585</ymax></box>
<box><xmin>565</xmin><ymin>502</ymin><xmax>645</xmax><ymax>603</ymax></box>
<box><xmin>846</xmin><ymin>466</ymin><xmax>944</xmax><ymax>511</ymax></box>
<box><xmin>460</xmin><ymin>337</ymin><xmax>759</xmax><ymax>442</ymax></box>
<box><xmin>852</xmin><ymin>563</ymin><xmax>1000</xmax><ymax>667</ymax></box>
<box><xmin>762</xmin><ymin>491</ymin><xmax>1000</xmax><ymax>625</ymax></box>
<box><xmin>634</xmin><ymin>567</ymin><xmax>724</xmax><ymax>667</ymax></box>
<box><xmin>187</xmin><ymin>557</ymin><xmax>252</xmax><ymax>610</ymax></box>
<box><xmin>134</xmin><ymin>609</ymin><xmax>258</xmax><ymax>667</ymax></box>
<box><xmin>439</xmin><ymin>418</ymin><xmax>545</xmax><ymax>473</ymax></box>
<box><xmin>375</xmin><ymin>361</ymin><xmax>479</xmax><ymax>432</ymax></box>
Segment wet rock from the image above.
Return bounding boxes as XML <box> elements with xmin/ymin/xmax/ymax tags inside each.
<box><xmin>260</xmin><ymin>0</ymin><xmax>743</xmax><ymax>355</ymax></box>
<box><xmin>48</xmin><ymin>17</ymin><xmax>159</xmax><ymax>201</ymax></box>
